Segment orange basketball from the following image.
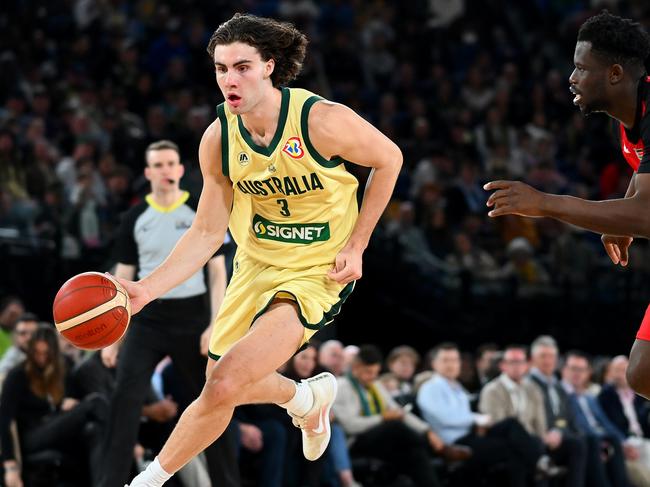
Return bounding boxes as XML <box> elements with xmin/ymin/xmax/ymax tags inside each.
<box><xmin>52</xmin><ymin>271</ymin><xmax>131</xmax><ymax>350</ymax></box>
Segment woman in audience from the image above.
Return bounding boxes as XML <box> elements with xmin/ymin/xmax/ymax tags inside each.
<box><xmin>0</xmin><ymin>324</ymin><xmax>106</xmax><ymax>487</ymax></box>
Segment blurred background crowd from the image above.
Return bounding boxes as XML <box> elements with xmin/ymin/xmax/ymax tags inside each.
<box><xmin>2</xmin><ymin>0</ymin><xmax>650</xmax><ymax>485</ymax></box>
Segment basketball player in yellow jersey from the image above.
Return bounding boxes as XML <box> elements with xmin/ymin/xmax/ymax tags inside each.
<box><xmin>121</xmin><ymin>13</ymin><xmax>402</xmax><ymax>487</ymax></box>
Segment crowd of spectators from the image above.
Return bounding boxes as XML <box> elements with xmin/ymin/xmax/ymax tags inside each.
<box><xmin>3</xmin><ymin>0</ymin><xmax>650</xmax><ymax>485</ymax></box>
<box><xmin>3</xmin><ymin>292</ymin><xmax>650</xmax><ymax>486</ymax></box>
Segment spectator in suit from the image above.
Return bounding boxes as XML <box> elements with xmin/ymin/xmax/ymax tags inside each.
<box><xmin>480</xmin><ymin>345</ymin><xmax>547</xmax><ymax>437</ymax></box>
<box><xmin>599</xmin><ymin>355</ymin><xmax>650</xmax><ymax>444</ymax></box>
<box><xmin>418</xmin><ymin>342</ymin><xmax>543</xmax><ymax>487</ymax></box>
<box><xmin>527</xmin><ymin>336</ymin><xmax>587</xmax><ymax>487</ymax></box>
<box><xmin>561</xmin><ymin>350</ymin><xmax>633</xmax><ymax>487</ymax></box>
<box><xmin>599</xmin><ymin>355</ymin><xmax>650</xmax><ymax>485</ymax></box>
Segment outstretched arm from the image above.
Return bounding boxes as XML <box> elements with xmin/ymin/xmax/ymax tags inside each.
<box><xmin>485</xmin><ymin>173</ymin><xmax>650</xmax><ymax>238</ymax></box>
<box><xmin>115</xmin><ymin>120</ymin><xmax>233</xmax><ymax>314</ymax></box>
<box><xmin>308</xmin><ymin>101</ymin><xmax>402</xmax><ymax>284</ymax></box>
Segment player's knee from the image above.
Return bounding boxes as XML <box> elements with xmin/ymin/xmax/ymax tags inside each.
<box><xmin>201</xmin><ymin>375</ymin><xmax>240</xmax><ymax>408</ymax></box>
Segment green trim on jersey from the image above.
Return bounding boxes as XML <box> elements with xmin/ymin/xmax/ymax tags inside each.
<box><xmin>251</xmin><ymin>281</ymin><xmax>355</xmax><ymax>331</ymax></box>
<box><xmin>300</xmin><ymin>96</ymin><xmax>345</xmax><ymax>168</ymax></box>
<box><xmin>216</xmin><ymin>103</ymin><xmax>229</xmax><ymax>177</ymax></box>
<box><xmin>237</xmin><ymin>87</ymin><xmax>290</xmax><ymax>156</ymax></box>
<box><xmin>208</xmin><ymin>351</ymin><xmax>221</xmax><ymax>361</ymax></box>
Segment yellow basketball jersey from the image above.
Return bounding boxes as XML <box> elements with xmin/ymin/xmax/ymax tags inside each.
<box><xmin>216</xmin><ymin>87</ymin><xmax>359</xmax><ymax>268</ymax></box>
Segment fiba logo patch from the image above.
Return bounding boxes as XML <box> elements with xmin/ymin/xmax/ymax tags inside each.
<box><xmin>282</xmin><ymin>137</ymin><xmax>304</xmax><ymax>159</ymax></box>
<box><xmin>238</xmin><ymin>152</ymin><xmax>250</xmax><ymax>166</ymax></box>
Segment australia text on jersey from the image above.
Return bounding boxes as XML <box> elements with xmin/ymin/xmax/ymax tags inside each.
<box><xmin>236</xmin><ymin>172</ymin><xmax>325</xmax><ymax>197</ymax></box>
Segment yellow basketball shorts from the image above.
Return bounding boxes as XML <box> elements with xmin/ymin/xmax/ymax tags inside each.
<box><xmin>207</xmin><ymin>251</ymin><xmax>355</xmax><ymax>360</ymax></box>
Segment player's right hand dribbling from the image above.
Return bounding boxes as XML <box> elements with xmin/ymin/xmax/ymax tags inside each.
<box><xmin>106</xmin><ymin>273</ymin><xmax>152</xmax><ymax>315</ymax></box>
<box><xmin>601</xmin><ymin>235</ymin><xmax>633</xmax><ymax>266</ymax></box>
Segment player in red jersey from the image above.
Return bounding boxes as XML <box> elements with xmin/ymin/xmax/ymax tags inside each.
<box><xmin>484</xmin><ymin>11</ymin><xmax>650</xmax><ymax>396</ymax></box>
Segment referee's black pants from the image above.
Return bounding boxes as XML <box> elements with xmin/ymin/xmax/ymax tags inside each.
<box><xmin>98</xmin><ymin>317</ymin><xmax>240</xmax><ymax>487</ymax></box>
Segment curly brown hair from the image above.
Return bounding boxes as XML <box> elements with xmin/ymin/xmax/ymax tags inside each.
<box><xmin>207</xmin><ymin>13</ymin><xmax>308</xmax><ymax>87</ymax></box>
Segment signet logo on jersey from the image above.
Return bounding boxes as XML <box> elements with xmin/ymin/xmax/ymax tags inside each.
<box><xmin>282</xmin><ymin>137</ymin><xmax>304</xmax><ymax>159</ymax></box>
<box><xmin>253</xmin><ymin>214</ymin><xmax>329</xmax><ymax>244</ymax></box>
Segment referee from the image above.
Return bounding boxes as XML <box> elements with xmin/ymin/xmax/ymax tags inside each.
<box><xmin>99</xmin><ymin>140</ymin><xmax>239</xmax><ymax>487</ymax></box>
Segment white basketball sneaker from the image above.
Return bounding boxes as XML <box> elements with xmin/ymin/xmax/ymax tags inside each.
<box><xmin>288</xmin><ymin>372</ymin><xmax>338</xmax><ymax>461</ymax></box>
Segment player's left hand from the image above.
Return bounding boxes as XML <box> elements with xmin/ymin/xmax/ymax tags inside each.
<box><xmin>328</xmin><ymin>244</ymin><xmax>363</xmax><ymax>284</ymax></box>
<box><xmin>200</xmin><ymin>324</ymin><xmax>212</xmax><ymax>357</ymax></box>
<box><xmin>484</xmin><ymin>180</ymin><xmax>547</xmax><ymax>218</ymax></box>
<box><xmin>601</xmin><ymin>235</ymin><xmax>633</xmax><ymax>266</ymax></box>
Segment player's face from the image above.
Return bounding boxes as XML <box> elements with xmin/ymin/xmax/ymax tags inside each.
<box><xmin>433</xmin><ymin>349</ymin><xmax>461</xmax><ymax>381</ymax></box>
<box><xmin>569</xmin><ymin>41</ymin><xmax>610</xmax><ymax>115</ymax></box>
<box><xmin>145</xmin><ymin>149</ymin><xmax>184</xmax><ymax>191</ymax></box>
<box><xmin>213</xmin><ymin>42</ymin><xmax>275</xmax><ymax>114</ymax></box>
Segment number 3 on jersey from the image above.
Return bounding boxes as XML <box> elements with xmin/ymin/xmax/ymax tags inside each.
<box><xmin>276</xmin><ymin>199</ymin><xmax>291</xmax><ymax>217</ymax></box>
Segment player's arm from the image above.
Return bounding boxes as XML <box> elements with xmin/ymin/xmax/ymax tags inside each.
<box><xmin>485</xmin><ymin>173</ymin><xmax>650</xmax><ymax>238</ymax></box>
<box><xmin>486</xmin><ymin>119</ymin><xmax>650</xmax><ymax>239</ymax></box>
<box><xmin>308</xmin><ymin>102</ymin><xmax>402</xmax><ymax>283</ymax></box>
<box><xmin>116</xmin><ymin>120</ymin><xmax>233</xmax><ymax>314</ymax></box>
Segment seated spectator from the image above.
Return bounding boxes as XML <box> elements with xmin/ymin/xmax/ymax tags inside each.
<box><xmin>318</xmin><ymin>339</ymin><xmax>346</xmax><ymax>377</ymax></box>
<box><xmin>417</xmin><ymin>342</ymin><xmax>543</xmax><ymax>487</ymax></box>
<box><xmin>382</xmin><ymin>345</ymin><xmax>420</xmax><ymax>406</ymax></box>
<box><xmin>499</xmin><ymin>237</ymin><xmax>551</xmax><ymax>298</ymax></box>
<box><xmin>0</xmin><ymin>325</ymin><xmax>107</xmax><ymax>486</ymax></box>
<box><xmin>0</xmin><ymin>313</ymin><xmax>39</xmax><ymax>383</ymax></box>
<box><xmin>475</xmin><ymin>342</ymin><xmax>501</xmax><ymax>390</ymax></box>
<box><xmin>599</xmin><ymin>355</ymin><xmax>650</xmax><ymax>471</ymax></box>
<box><xmin>479</xmin><ymin>345</ymin><xmax>564</xmax><ymax>477</ymax></box>
<box><xmin>0</xmin><ymin>296</ymin><xmax>25</xmax><ymax>358</ymax></box>
<box><xmin>562</xmin><ymin>350</ymin><xmax>634</xmax><ymax>487</ymax></box>
<box><xmin>445</xmin><ymin>231</ymin><xmax>501</xmax><ymax>296</ymax></box>
<box><xmin>479</xmin><ymin>345</ymin><xmax>547</xmax><ymax>437</ymax></box>
<box><xmin>343</xmin><ymin>345</ymin><xmax>359</xmax><ymax>373</ymax></box>
<box><xmin>529</xmin><ymin>336</ymin><xmax>587</xmax><ymax>487</ymax></box>
<box><xmin>334</xmin><ymin>345</ymin><xmax>468</xmax><ymax>487</ymax></box>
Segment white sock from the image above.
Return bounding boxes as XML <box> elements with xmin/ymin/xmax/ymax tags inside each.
<box><xmin>278</xmin><ymin>381</ymin><xmax>314</xmax><ymax>416</ymax></box>
<box><xmin>128</xmin><ymin>457</ymin><xmax>172</xmax><ymax>487</ymax></box>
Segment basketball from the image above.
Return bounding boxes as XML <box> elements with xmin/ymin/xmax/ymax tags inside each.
<box><xmin>52</xmin><ymin>272</ymin><xmax>131</xmax><ymax>350</ymax></box>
